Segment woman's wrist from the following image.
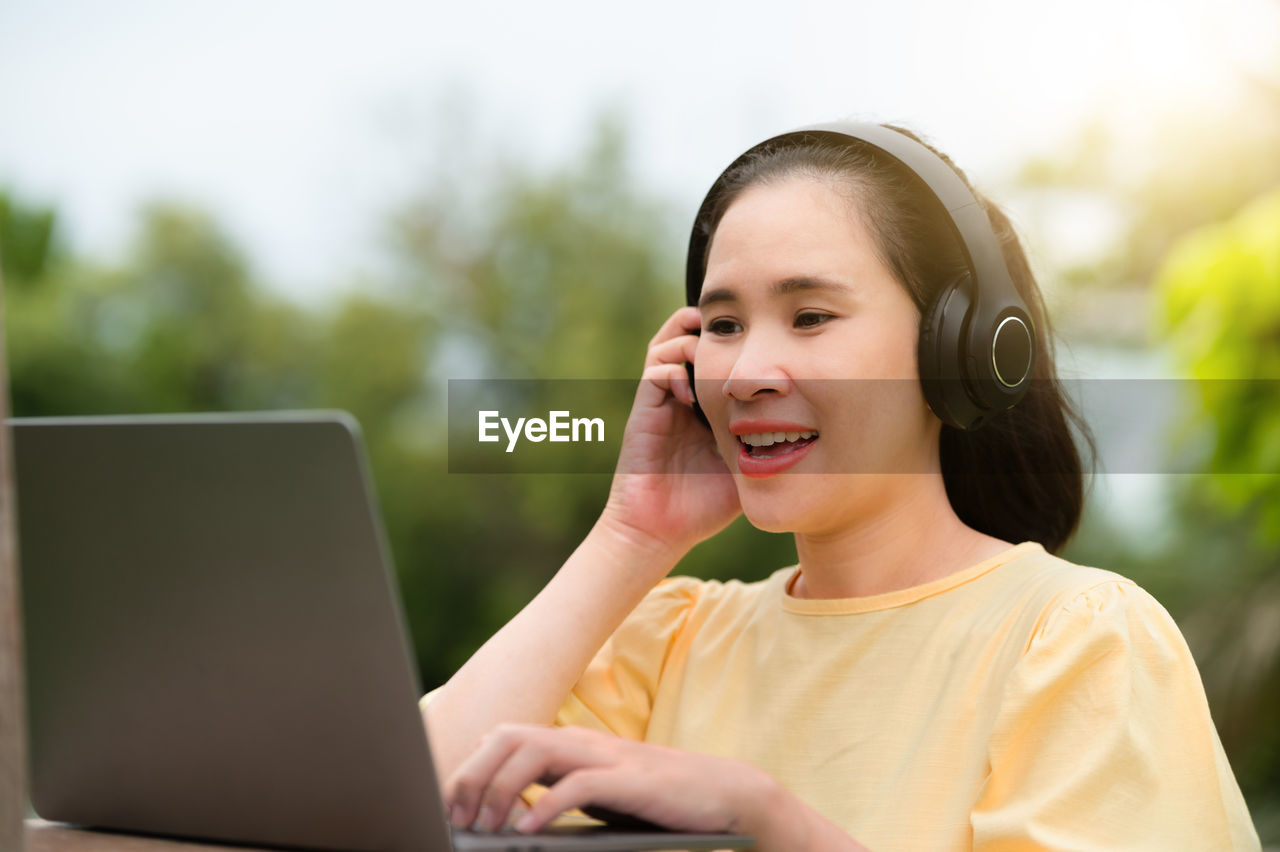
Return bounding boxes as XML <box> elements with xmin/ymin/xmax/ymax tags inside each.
<box><xmin>589</xmin><ymin>511</ymin><xmax>690</xmax><ymax>579</ymax></box>
<box><xmin>732</xmin><ymin>767</ymin><xmax>805</xmax><ymax>851</ymax></box>
<box><xmin>733</xmin><ymin>766</ymin><xmax>870</xmax><ymax>852</ymax></box>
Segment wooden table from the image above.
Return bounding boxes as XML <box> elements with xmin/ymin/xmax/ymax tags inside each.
<box><xmin>26</xmin><ymin>820</ymin><xmax>282</xmax><ymax>851</ymax></box>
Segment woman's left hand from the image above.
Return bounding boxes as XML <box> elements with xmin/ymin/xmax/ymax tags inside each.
<box><xmin>443</xmin><ymin>723</ymin><xmax>773</xmax><ymax>837</ymax></box>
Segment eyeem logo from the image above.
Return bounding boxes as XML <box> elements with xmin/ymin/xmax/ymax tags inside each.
<box><xmin>478</xmin><ymin>410</ymin><xmax>606</xmax><ymax>453</ymax></box>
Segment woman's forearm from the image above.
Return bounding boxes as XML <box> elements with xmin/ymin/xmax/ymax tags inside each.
<box><xmin>423</xmin><ymin>516</ymin><xmax>683</xmax><ymax>785</ymax></box>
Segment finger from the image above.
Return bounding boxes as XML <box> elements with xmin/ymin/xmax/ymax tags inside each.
<box><xmin>643</xmin><ymin>333</ymin><xmax>699</xmax><ymax>370</ymax></box>
<box><xmin>445</xmin><ymin>725</ymin><xmax>528</xmax><ymax>829</ymax></box>
<box><xmin>472</xmin><ymin>740</ymin><xmax>563</xmax><ymax>832</ymax></box>
<box><xmin>646</xmin><ymin>306</ymin><xmax>702</xmax><ymax>350</ymax></box>
<box><xmin>515</xmin><ymin>768</ymin><xmax>640</xmax><ymax>834</ymax></box>
<box><xmin>637</xmin><ymin>362</ymin><xmax>695</xmax><ymax>408</ymax></box>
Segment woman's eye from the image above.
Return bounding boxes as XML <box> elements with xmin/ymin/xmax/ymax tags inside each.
<box><xmin>795</xmin><ymin>312</ymin><xmax>834</xmax><ymax>329</ymax></box>
<box><xmin>706</xmin><ymin>318</ymin><xmax>742</xmax><ymax>336</ymax></box>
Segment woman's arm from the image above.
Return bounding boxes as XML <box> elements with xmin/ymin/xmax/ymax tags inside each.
<box><xmin>423</xmin><ymin>519</ymin><xmax>681</xmax><ymax>786</ymax></box>
<box><xmin>424</xmin><ymin>306</ymin><xmax>741</xmax><ymax>785</ymax></box>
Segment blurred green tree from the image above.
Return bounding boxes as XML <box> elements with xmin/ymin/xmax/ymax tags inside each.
<box><xmin>1143</xmin><ymin>189</ymin><xmax>1280</xmax><ymax>830</ymax></box>
<box><xmin>1153</xmin><ymin>189</ymin><xmax>1280</xmax><ymax>538</ymax></box>
<box><xmin>0</xmin><ymin>191</ymin><xmax>59</xmax><ymax>284</ymax></box>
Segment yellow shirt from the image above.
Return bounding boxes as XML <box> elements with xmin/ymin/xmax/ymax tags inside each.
<box><xmin>425</xmin><ymin>542</ymin><xmax>1259</xmax><ymax>850</ymax></box>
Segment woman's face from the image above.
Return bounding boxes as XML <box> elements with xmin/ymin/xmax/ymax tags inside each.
<box><xmin>694</xmin><ymin>174</ymin><xmax>941</xmax><ymax>534</ymax></box>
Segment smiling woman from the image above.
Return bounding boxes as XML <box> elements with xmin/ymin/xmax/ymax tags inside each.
<box><xmin>421</xmin><ymin>123</ymin><xmax>1261</xmax><ymax>850</ymax></box>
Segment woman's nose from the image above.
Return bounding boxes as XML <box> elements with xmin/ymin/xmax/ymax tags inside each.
<box><xmin>722</xmin><ymin>334</ymin><xmax>792</xmax><ymax>401</ymax></box>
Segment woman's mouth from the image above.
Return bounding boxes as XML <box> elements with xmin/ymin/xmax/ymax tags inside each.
<box><xmin>738</xmin><ymin>430</ymin><xmax>819</xmax><ymax>458</ymax></box>
<box><xmin>734</xmin><ymin>429</ymin><xmax>819</xmax><ymax>477</ymax></box>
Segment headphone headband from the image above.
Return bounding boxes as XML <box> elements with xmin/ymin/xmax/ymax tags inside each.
<box><xmin>684</xmin><ymin>121</ymin><xmax>1035</xmax><ymax>430</ymax></box>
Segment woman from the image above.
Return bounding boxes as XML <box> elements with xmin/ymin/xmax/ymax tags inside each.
<box><xmin>422</xmin><ymin>123</ymin><xmax>1259</xmax><ymax>850</ymax></box>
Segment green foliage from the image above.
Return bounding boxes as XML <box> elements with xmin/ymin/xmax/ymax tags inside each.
<box><xmin>1152</xmin><ymin>189</ymin><xmax>1280</xmax><ymax>542</ymax></box>
<box><xmin>0</xmin><ymin>191</ymin><xmax>59</xmax><ymax>284</ymax></box>
<box><xmin>4</xmin><ymin>199</ymin><xmax>323</xmax><ymax>416</ymax></box>
<box><xmin>392</xmin><ymin>115</ymin><xmax>676</xmax><ymax>380</ymax></box>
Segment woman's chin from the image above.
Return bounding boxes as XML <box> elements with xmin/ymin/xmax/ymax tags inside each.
<box><xmin>735</xmin><ymin>478</ymin><xmax>820</xmax><ymax>533</ymax></box>
<box><xmin>734</xmin><ymin>471</ymin><xmax>879</xmax><ymax>535</ymax></box>
<box><xmin>742</xmin><ymin>512</ymin><xmax>798</xmax><ymax>534</ymax></box>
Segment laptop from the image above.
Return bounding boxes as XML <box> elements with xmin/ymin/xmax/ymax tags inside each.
<box><xmin>12</xmin><ymin>412</ymin><xmax>753</xmax><ymax>852</ymax></box>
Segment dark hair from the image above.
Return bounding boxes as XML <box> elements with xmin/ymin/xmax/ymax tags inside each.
<box><xmin>692</xmin><ymin>126</ymin><xmax>1094</xmax><ymax>554</ymax></box>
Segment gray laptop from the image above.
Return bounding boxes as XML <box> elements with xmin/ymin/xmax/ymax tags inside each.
<box><xmin>13</xmin><ymin>412</ymin><xmax>752</xmax><ymax>852</ymax></box>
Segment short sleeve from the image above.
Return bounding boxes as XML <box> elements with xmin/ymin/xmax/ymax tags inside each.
<box><xmin>971</xmin><ymin>580</ymin><xmax>1260</xmax><ymax>850</ymax></box>
<box><xmin>551</xmin><ymin>575</ymin><xmax>701</xmax><ymax>741</ymax></box>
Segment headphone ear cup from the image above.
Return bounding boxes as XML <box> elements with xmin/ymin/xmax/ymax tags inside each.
<box><xmin>918</xmin><ymin>274</ymin><xmax>986</xmax><ymax>431</ymax></box>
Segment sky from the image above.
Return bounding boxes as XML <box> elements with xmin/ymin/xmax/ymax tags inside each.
<box><xmin>1</xmin><ymin>0</ymin><xmax>1276</xmax><ymax>300</ymax></box>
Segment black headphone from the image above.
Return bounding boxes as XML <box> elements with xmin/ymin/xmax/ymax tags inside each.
<box><xmin>684</xmin><ymin>121</ymin><xmax>1035</xmax><ymax>432</ymax></box>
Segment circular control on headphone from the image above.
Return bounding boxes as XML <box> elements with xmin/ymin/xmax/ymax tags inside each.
<box><xmin>992</xmin><ymin>315</ymin><xmax>1032</xmax><ymax>388</ymax></box>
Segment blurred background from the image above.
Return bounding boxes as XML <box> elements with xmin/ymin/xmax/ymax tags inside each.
<box><xmin>2</xmin><ymin>0</ymin><xmax>1279</xmax><ymax>840</ymax></box>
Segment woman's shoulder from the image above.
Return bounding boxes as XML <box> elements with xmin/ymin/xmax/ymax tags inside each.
<box><xmin>991</xmin><ymin>542</ymin><xmax>1151</xmax><ymax>610</ymax></box>
<box><xmin>644</xmin><ymin>568</ymin><xmax>787</xmax><ymax>605</ymax></box>
<box><xmin>633</xmin><ymin>568</ymin><xmax>790</xmax><ymax>621</ymax></box>
<box><xmin>603</xmin><ymin>571</ymin><xmax>782</xmax><ymax>659</ymax></box>
<box><xmin>990</xmin><ymin>544</ymin><xmax>1186</xmax><ymax>659</ymax></box>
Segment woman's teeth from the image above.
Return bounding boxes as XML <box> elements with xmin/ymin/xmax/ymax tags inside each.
<box><xmin>739</xmin><ymin>430</ymin><xmax>817</xmax><ymax>447</ymax></box>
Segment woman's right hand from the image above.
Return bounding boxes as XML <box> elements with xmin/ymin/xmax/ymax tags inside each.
<box><xmin>596</xmin><ymin>306</ymin><xmax>741</xmax><ymax>565</ymax></box>
<box><xmin>426</xmin><ymin>308</ymin><xmax>742</xmax><ymax>785</ymax></box>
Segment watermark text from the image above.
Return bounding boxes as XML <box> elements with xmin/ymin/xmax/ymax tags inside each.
<box><xmin>478</xmin><ymin>409</ymin><xmax>606</xmax><ymax>453</ymax></box>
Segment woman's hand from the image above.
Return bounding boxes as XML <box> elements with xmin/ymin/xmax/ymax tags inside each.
<box><xmin>598</xmin><ymin>306</ymin><xmax>741</xmax><ymax>563</ymax></box>
<box><xmin>443</xmin><ymin>723</ymin><xmax>769</xmax><ymax>837</ymax></box>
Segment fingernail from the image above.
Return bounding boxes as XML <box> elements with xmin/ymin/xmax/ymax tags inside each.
<box><xmin>514</xmin><ymin>813</ymin><xmax>537</xmax><ymax>833</ymax></box>
<box><xmin>450</xmin><ymin>804</ymin><xmax>466</xmax><ymax>828</ymax></box>
<box><xmin>478</xmin><ymin>805</ymin><xmax>497</xmax><ymax>831</ymax></box>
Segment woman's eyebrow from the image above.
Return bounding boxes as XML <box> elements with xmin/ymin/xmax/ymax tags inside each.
<box><xmin>698</xmin><ymin>275</ymin><xmax>854</xmax><ymax>308</ymax></box>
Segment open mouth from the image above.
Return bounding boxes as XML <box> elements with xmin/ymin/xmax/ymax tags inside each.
<box><xmin>738</xmin><ymin>430</ymin><xmax>819</xmax><ymax>459</ymax></box>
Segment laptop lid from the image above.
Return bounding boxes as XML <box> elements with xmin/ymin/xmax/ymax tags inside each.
<box><xmin>15</xmin><ymin>412</ymin><xmax>451</xmax><ymax>850</ymax></box>
<box><xmin>14</xmin><ymin>413</ymin><xmax>754</xmax><ymax>852</ymax></box>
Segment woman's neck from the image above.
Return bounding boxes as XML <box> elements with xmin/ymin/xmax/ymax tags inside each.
<box><xmin>789</xmin><ymin>474</ymin><xmax>1012</xmax><ymax>600</ymax></box>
